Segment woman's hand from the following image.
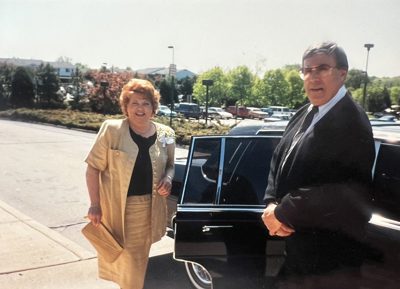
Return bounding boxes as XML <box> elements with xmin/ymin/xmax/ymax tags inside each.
<box><xmin>87</xmin><ymin>204</ymin><xmax>102</xmax><ymax>227</ymax></box>
<box><xmin>157</xmin><ymin>176</ymin><xmax>172</xmax><ymax>196</ymax></box>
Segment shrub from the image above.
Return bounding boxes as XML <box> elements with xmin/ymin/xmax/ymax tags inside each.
<box><xmin>0</xmin><ymin>109</ymin><xmax>231</xmax><ymax>146</ymax></box>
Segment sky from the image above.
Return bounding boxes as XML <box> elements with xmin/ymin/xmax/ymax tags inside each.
<box><xmin>1</xmin><ymin>0</ymin><xmax>399</xmax><ymax>77</ymax></box>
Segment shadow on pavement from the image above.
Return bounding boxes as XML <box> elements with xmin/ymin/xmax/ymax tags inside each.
<box><xmin>144</xmin><ymin>253</ymin><xmax>190</xmax><ymax>289</ymax></box>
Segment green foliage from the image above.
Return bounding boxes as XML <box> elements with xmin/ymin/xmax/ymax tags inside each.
<box><xmin>193</xmin><ymin>67</ymin><xmax>229</xmax><ymax>106</ymax></box>
<box><xmin>390</xmin><ymin>86</ymin><xmax>400</xmax><ymax>104</ymax></box>
<box><xmin>10</xmin><ymin>66</ymin><xmax>35</xmax><ymax>108</ymax></box>
<box><xmin>285</xmin><ymin>69</ymin><xmax>306</xmax><ymax>108</ymax></box>
<box><xmin>261</xmin><ymin>69</ymin><xmax>289</xmax><ymax>106</ymax></box>
<box><xmin>346</xmin><ymin>69</ymin><xmax>366</xmax><ymax>90</ymax></box>
<box><xmin>367</xmin><ymin>85</ymin><xmax>390</xmax><ymax>112</ymax></box>
<box><xmin>1</xmin><ymin>61</ymin><xmax>399</xmax><ymax>114</ymax></box>
<box><xmin>0</xmin><ymin>64</ymin><xmax>15</xmax><ymax>109</ymax></box>
<box><xmin>177</xmin><ymin>76</ymin><xmax>195</xmax><ymax>102</ymax></box>
<box><xmin>0</xmin><ymin>108</ymin><xmax>118</xmax><ymax>130</ymax></box>
<box><xmin>159</xmin><ymin>78</ymin><xmax>178</xmax><ymax>106</ymax></box>
<box><xmin>160</xmin><ymin>117</ymin><xmax>230</xmax><ymax>145</ymax></box>
<box><xmin>194</xmin><ymin>66</ymin><xmax>305</xmax><ymax>109</ymax></box>
<box><xmin>226</xmin><ymin>66</ymin><xmax>254</xmax><ymax>106</ymax></box>
<box><xmin>36</xmin><ymin>63</ymin><xmax>63</xmax><ymax>108</ymax></box>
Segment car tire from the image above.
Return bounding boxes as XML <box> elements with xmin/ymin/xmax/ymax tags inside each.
<box><xmin>185</xmin><ymin>262</ymin><xmax>212</xmax><ymax>289</ymax></box>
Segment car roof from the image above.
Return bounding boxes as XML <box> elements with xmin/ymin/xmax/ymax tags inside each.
<box><xmin>373</xmin><ymin>125</ymin><xmax>400</xmax><ymax>144</ymax></box>
<box><xmin>229</xmin><ymin>120</ymin><xmax>400</xmax><ymax>145</ymax></box>
<box><xmin>228</xmin><ymin>119</ymin><xmax>289</xmax><ymax>135</ymax></box>
<box><xmin>178</xmin><ymin>102</ymin><xmax>199</xmax><ymax>106</ymax></box>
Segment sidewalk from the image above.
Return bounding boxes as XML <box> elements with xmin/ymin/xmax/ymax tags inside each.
<box><xmin>0</xmin><ymin>199</ymin><xmax>119</xmax><ymax>289</ymax></box>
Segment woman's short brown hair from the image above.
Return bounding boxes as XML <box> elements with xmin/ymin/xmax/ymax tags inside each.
<box><xmin>119</xmin><ymin>78</ymin><xmax>160</xmax><ymax>116</ymax></box>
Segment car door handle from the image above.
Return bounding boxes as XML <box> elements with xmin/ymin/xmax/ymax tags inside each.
<box><xmin>202</xmin><ymin>225</ymin><xmax>234</xmax><ymax>233</ymax></box>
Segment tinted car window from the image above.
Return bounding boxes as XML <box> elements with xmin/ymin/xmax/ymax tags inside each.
<box><xmin>181</xmin><ymin>137</ymin><xmax>280</xmax><ymax>206</ymax></box>
<box><xmin>372</xmin><ymin>143</ymin><xmax>400</xmax><ymax>219</ymax></box>
<box><xmin>181</xmin><ymin>138</ymin><xmax>220</xmax><ymax>204</ymax></box>
<box><xmin>220</xmin><ymin>138</ymin><xmax>279</xmax><ymax>205</ymax></box>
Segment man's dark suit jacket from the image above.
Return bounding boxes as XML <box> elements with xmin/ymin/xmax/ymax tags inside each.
<box><xmin>264</xmin><ymin>92</ymin><xmax>375</xmax><ymax>274</ymax></box>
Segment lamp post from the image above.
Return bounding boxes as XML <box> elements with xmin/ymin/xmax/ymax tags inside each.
<box><xmin>202</xmin><ymin>79</ymin><xmax>214</xmax><ymax>125</ymax></box>
<box><xmin>362</xmin><ymin>43</ymin><xmax>374</xmax><ymax>111</ymax></box>
<box><xmin>168</xmin><ymin>45</ymin><xmax>175</xmax><ymax>127</ymax></box>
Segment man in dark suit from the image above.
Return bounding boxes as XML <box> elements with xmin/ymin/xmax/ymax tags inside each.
<box><xmin>262</xmin><ymin>42</ymin><xmax>375</xmax><ymax>287</ymax></box>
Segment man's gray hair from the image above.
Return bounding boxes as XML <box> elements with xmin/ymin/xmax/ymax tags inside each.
<box><xmin>302</xmin><ymin>42</ymin><xmax>348</xmax><ymax>70</ymax></box>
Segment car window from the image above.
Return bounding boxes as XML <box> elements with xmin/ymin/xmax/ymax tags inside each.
<box><xmin>372</xmin><ymin>143</ymin><xmax>400</xmax><ymax>219</ymax></box>
<box><xmin>220</xmin><ymin>138</ymin><xmax>279</xmax><ymax>205</ymax></box>
<box><xmin>181</xmin><ymin>138</ymin><xmax>221</xmax><ymax>204</ymax></box>
<box><xmin>181</xmin><ymin>137</ymin><xmax>280</xmax><ymax>206</ymax></box>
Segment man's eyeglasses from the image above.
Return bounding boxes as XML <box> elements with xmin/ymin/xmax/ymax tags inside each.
<box><xmin>299</xmin><ymin>64</ymin><xmax>337</xmax><ymax>79</ymax></box>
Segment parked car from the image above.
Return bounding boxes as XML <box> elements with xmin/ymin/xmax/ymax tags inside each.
<box><xmin>268</xmin><ymin>105</ymin><xmax>292</xmax><ymax>118</ymax></box>
<box><xmin>204</xmin><ymin>107</ymin><xmax>233</xmax><ymax>119</ymax></box>
<box><xmin>175</xmin><ymin>102</ymin><xmax>201</xmax><ymax>119</ymax></box>
<box><xmin>226</xmin><ymin>106</ymin><xmax>249</xmax><ymax>119</ymax></box>
<box><xmin>169</xmin><ymin>124</ymin><xmax>400</xmax><ymax>289</ymax></box>
<box><xmin>370</xmin><ymin>116</ymin><xmax>400</xmax><ymax>127</ymax></box>
<box><xmin>156</xmin><ymin>105</ymin><xmax>177</xmax><ymax>117</ymax></box>
<box><xmin>261</xmin><ymin>107</ymin><xmax>274</xmax><ymax>116</ymax></box>
<box><xmin>375</xmin><ymin>115</ymin><xmax>398</xmax><ymax>122</ymax></box>
<box><xmin>247</xmin><ymin>107</ymin><xmax>270</xmax><ymax>119</ymax></box>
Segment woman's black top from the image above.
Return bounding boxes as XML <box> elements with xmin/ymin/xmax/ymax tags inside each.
<box><xmin>127</xmin><ymin>127</ymin><xmax>157</xmax><ymax>196</ymax></box>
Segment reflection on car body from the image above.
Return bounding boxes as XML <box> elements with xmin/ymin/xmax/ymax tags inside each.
<box><xmin>171</xmin><ymin>124</ymin><xmax>400</xmax><ymax>289</ymax></box>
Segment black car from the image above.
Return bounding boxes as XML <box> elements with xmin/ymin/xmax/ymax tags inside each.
<box><xmin>170</xmin><ymin>125</ymin><xmax>400</xmax><ymax>289</ymax></box>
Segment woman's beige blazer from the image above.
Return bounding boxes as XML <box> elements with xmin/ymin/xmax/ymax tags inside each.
<box><xmin>85</xmin><ymin>118</ymin><xmax>175</xmax><ymax>245</ymax></box>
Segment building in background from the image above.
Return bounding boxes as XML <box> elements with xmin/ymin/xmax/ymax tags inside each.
<box><xmin>0</xmin><ymin>58</ymin><xmax>76</xmax><ymax>83</ymax></box>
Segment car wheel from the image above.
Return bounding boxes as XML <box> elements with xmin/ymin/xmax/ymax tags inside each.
<box><xmin>185</xmin><ymin>262</ymin><xmax>212</xmax><ymax>289</ymax></box>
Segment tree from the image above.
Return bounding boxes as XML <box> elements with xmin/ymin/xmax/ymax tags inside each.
<box><xmin>383</xmin><ymin>86</ymin><xmax>392</xmax><ymax>109</ymax></box>
<box><xmin>177</xmin><ymin>76</ymin><xmax>195</xmax><ymax>103</ymax></box>
<box><xmin>284</xmin><ymin>69</ymin><xmax>306</xmax><ymax>108</ymax></box>
<box><xmin>346</xmin><ymin>69</ymin><xmax>365</xmax><ymax>90</ymax></box>
<box><xmin>36</xmin><ymin>63</ymin><xmax>62</xmax><ymax>108</ymax></box>
<box><xmin>251</xmin><ymin>77</ymin><xmax>267</xmax><ymax>107</ymax></box>
<box><xmin>226</xmin><ymin>66</ymin><xmax>254</xmax><ymax>106</ymax></box>
<box><xmin>86</xmin><ymin>70</ymin><xmax>133</xmax><ymax>114</ymax></box>
<box><xmin>10</xmin><ymin>66</ymin><xmax>35</xmax><ymax>108</ymax></box>
<box><xmin>68</xmin><ymin>66</ymin><xmax>86</xmax><ymax>110</ymax></box>
<box><xmin>367</xmin><ymin>87</ymin><xmax>382</xmax><ymax>112</ymax></box>
<box><xmin>193</xmin><ymin>67</ymin><xmax>229</xmax><ymax>106</ymax></box>
<box><xmin>0</xmin><ymin>64</ymin><xmax>15</xmax><ymax>109</ymax></box>
<box><xmin>261</xmin><ymin>69</ymin><xmax>290</xmax><ymax>106</ymax></box>
<box><xmin>390</xmin><ymin>86</ymin><xmax>400</xmax><ymax>105</ymax></box>
<box><xmin>159</xmin><ymin>78</ymin><xmax>178</xmax><ymax>106</ymax></box>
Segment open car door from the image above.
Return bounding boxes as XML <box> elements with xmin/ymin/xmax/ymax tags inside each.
<box><xmin>174</xmin><ymin>136</ymin><xmax>284</xmax><ymax>288</ymax></box>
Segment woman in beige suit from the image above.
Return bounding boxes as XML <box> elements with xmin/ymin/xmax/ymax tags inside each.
<box><xmin>85</xmin><ymin>78</ymin><xmax>175</xmax><ymax>289</ymax></box>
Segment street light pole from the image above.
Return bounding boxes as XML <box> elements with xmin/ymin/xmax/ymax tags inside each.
<box><xmin>168</xmin><ymin>45</ymin><xmax>174</xmax><ymax>66</ymax></box>
<box><xmin>168</xmin><ymin>46</ymin><xmax>175</xmax><ymax>127</ymax></box>
<box><xmin>362</xmin><ymin>43</ymin><xmax>374</xmax><ymax>111</ymax></box>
